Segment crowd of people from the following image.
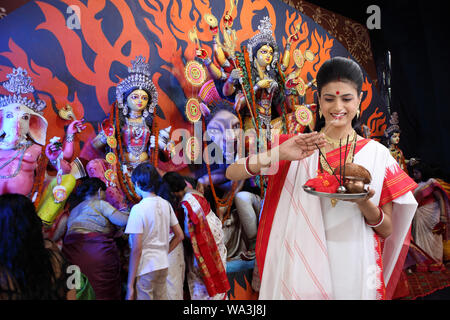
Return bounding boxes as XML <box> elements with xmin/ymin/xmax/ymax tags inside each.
<box><xmin>0</xmin><ymin>162</ymin><xmax>232</xmax><ymax>300</ymax></box>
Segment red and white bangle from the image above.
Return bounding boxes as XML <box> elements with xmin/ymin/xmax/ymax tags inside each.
<box><xmin>366</xmin><ymin>207</ymin><xmax>385</xmax><ymax>228</ymax></box>
<box><xmin>244</xmin><ymin>155</ymin><xmax>258</xmax><ymax>177</ymax></box>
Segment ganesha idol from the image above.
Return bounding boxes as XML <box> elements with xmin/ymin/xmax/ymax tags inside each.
<box><xmin>0</xmin><ymin>67</ymin><xmax>84</xmax><ymax>220</ymax></box>
<box><xmin>0</xmin><ymin>67</ymin><xmax>48</xmax><ymax>197</ymax></box>
<box><xmin>81</xmin><ymin>56</ymin><xmax>180</xmax><ymax>211</ymax></box>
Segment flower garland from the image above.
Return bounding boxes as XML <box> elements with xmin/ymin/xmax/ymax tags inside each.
<box><xmin>113</xmin><ymin>103</ymin><xmax>141</xmax><ymax>204</ymax></box>
<box><xmin>31</xmin><ymin>148</ymin><xmax>48</xmax><ymax>208</ymax></box>
<box><xmin>276</xmin><ymin>61</ymin><xmax>288</xmax><ymax>135</ymax></box>
<box><xmin>235</xmin><ymin>50</ymin><xmax>258</xmax><ymax>133</ymax></box>
<box><xmin>152</xmin><ymin>114</ymin><xmax>159</xmax><ymax>167</ymax></box>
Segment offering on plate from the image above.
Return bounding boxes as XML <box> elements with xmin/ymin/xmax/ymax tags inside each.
<box><xmin>333</xmin><ymin>163</ymin><xmax>372</xmax><ymax>194</ymax></box>
<box><xmin>304</xmin><ymin>163</ymin><xmax>371</xmax><ymax>198</ymax></box>
<box><xmin>304</xmin><ymin>172</ymin><xmax>342</xmax><ymax>193</ymax></box>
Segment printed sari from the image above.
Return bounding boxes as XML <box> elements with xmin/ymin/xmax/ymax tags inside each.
<box><xmin>182</xmin><ymin>192</ymin><xmax>230</xmax><ymax>299</ymax></box>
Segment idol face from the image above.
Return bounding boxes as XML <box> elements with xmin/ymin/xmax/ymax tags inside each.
<box><xmin>0</xmin><ymin>103</ymin><xmax>48</xmax><ymax>149</ymax></box>
<box><xmin>127</xmin><ymin>89</ymin><xmax>149</xmax><ymax>113</ymax></box>
<box><xmin>390</xmin><ymin>132</ymin><xmax>400</xmax><ymax>145</ymax></box>
<box><xmin>256</xmin><ymin>45</ymin><xmax>274</xmax><ymax>68</ymax></box>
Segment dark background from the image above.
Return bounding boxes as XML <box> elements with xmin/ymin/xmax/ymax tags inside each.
<box><xmin>305</xmin><ymin>0</ymin><xmax>450</xmax><ymax>180</ymax></box>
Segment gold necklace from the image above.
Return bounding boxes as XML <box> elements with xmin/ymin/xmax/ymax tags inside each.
<box><xmin>318</xmin><ymin>129</ymin><xmax>357</xmax><ymax>176</ymax></box>
<box><xmin>321</xmin><ymin>129</ymin><xmax>357</xmax><ymax>150</ymax></box>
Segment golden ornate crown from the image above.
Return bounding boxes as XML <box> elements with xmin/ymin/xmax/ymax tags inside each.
<box><xmin>246</xmin><ymin>16</ymin><xmax>279</xmax><ymax>67</ymax></box>
<box><xmin>115</xmin><ymin>56</ymin><xmax>158</xmax><ymax>114</ymax></box>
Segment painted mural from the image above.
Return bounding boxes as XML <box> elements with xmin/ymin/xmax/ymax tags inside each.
<box><xmin>0</xmin><ymin>0</ymin><xmax>387</xmax><ymax>163</ymax></box>
<box><xmin>0</xmin><ymin>0</ymin><xmax>391</xmax><ymax>300</ymax></box>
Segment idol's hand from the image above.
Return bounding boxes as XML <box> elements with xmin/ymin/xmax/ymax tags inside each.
<box><xmin>229</xmin><ymin>68</ymin><xmax>242</xmax><ymax>82</ymax></box>
<box><xmin>255</xmin><ymin>79</ymin><xmax>272</xmax><ymax>89</ymax></box>
<box><xmin>45</xmin><ymin>141</ymin><xmax>63</xmax><ymax>162</ymax></box>
<box><xmin>288</xmin><ymin>32</ymin><xmax>299</xmax><ymax>44</ymax></box>
<box><xmin>234</xmin><ymin>93</ymin><xmax>246</xmax><ymax>112</ymax></box>
<box><xmin>150</xmin><ymin>135</ymin><xmax>156</xmax><ymax>149</ymax></box>
<box><xmin>158</xmin><ymin>126</ymin><xmax>172</xmax><ymax>150</ymax></box>
<box><xmin>67</xmin><ymin>119</ymin><xmax>86</xmax><ymax>135</ymax></box>
<box><xmin>278</xmin><ymin>132</ymin><xmax>326</xmax><ymax>162</ymax></box>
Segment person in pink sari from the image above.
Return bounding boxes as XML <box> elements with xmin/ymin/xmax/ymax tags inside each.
<box><xmin>226</xmin><ymin>57</ymin><xmax>418</xmax><ymax>300</ymax></box>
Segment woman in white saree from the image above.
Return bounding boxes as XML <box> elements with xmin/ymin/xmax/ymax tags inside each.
<box><xmin>226</xmin><ymin>57</ymin><xmax>418</xmax><ymax>300</ymax></box>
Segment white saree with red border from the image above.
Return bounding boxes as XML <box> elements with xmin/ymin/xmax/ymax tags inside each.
<box><xmin>256</xmin><ymin>137</ymin><xmax>417</xmax><ymax>300</ymax></box>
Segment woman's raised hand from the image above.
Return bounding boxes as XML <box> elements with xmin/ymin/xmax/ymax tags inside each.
<box><xmin>278</xmin><ymin>132</ymin><xmax>326</xmax><ymax>162</ymax></box>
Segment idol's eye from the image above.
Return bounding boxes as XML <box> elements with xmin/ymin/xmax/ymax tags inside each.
<box><xmin>208</xmin><ymin>128</ymin><xmax>221</xmax><ymax>135</ymax></box>
<box><xmin>141</xmin><ymin>96</ymin><xmax>149</xmax><ymax>101</ymax></box>
<box><xmin>22</xmin><ymin>114</ymin><xmax>29</xmax><ymax>120</ymax></box>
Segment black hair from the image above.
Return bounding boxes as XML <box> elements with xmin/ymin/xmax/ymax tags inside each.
<box><xmin>0</xmin><ymin>194</ymin><xmax>59</xmax><ymax>299</ymax></box>
<box><xmin>408</xmin><ymin>161</ymin><xmax>439</xmax><ymax>182</ymax></box>
<box><xmin>313</xmin><ymin>57</ymin><xmax>364</xmax><ymax>134</ymax></box>
<box><xmin>131</xmin><ymin>163</ymin><xmax>162</xmax><ymax>193</ymax></box>
<box><xmin>316</xmin><ymin>57</ymin><xmax>364</xmax><ymax>96</ymax></box>
<box><xmin>183</xmin><ymin>176</ymin><xmax>198</xmax><ymax>189</ymax></box>
<box><xmin>163</xmin><ymin>171</ymin><xmax>187</xmax><ymax>193</ymax></box>
<box><xmin>204</xmin><ymin>100</ymin><xmax>237</xmax><ymax>126</ymax></box>
<box><xmin>75</xmin><ymin>177</ymin><xmax>106</xmax><ymax>199</ymax></box>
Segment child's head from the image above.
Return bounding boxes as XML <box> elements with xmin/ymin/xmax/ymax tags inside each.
<box><xmin>131</xmin><ymin>163</ymin><xmax>161</xmax><ymax>194</ymax></box>
<box><xmin>163</xmin><ymin>171</ymin><xmax>187</xmax><ymax>199</ymax></box>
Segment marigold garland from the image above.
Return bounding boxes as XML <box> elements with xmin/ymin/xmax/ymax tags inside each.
<box><xmin>113</xmin><ymin>103</ymin><xmax>140</xmax><ymax>204</ymax></box>
<box><xmin>276</xmin><ymin>62</ymin><xmax>288</xmax><ymax>135</ymax></box>
<box><xmin>152</xmin><ymin>115</ymin><xmax>159</xmax><ymax>167</ymax></box>
<box><xmin>32</xmin><ymin>149</ymin><xmax>48</xmax><ymax>209</ymax></box>
<box><xmin>241</xmin><ymin>48</ymin><xmax>259</xmax><ymax>133</ymax></box>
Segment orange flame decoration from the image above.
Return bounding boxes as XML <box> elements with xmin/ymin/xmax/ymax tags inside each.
<box><xmin>35</xmin><ymin>0</ymin><xmax>150</xmax><ymax>114</ymax></box>
<box><xmin>0</xmin><ymin>39</ymin><xmax>95</xmax><ymax>160</ymax></box>
<box><xmin>362</xmin><ymin>78</ymin><xmax>387</xmax><ymax>138</ymax></box>
<box><xmin>229</xmin><ymin>276</ymin><xmax>259</xmax><ymax>300</ymax></box>
<box><xmin>0</xmin><ymin>0</ymin><xmax>385</xmax><ymax>158</ymax></box>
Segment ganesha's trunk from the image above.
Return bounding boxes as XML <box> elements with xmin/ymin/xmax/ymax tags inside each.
<box><xmin>1</xmin><ymin>125</ymin><xmax>21</xmax><ymax>149</ymax></box>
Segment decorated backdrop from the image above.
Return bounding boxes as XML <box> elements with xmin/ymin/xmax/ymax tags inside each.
<box><xmin>0</xmin><ymin>0</ymin><xmax>388</xmax><ymax>164</ymax></box>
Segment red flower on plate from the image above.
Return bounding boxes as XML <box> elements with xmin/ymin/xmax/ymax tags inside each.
<box><xmin>305</xmin><ymin>172</ymin><xmax>341</xmax><ymax>193</ymax></box>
